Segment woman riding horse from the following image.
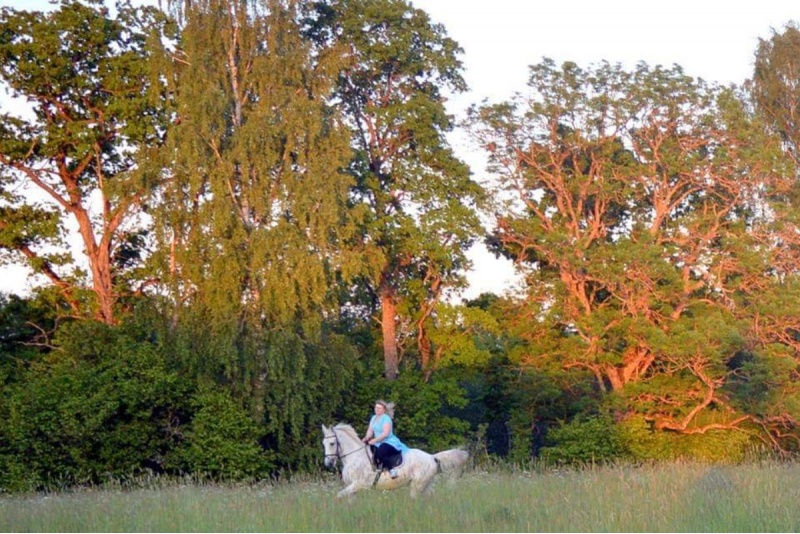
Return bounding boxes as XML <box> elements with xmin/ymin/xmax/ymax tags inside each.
<box><xmin>322</xmin><ymin>422</ymin><xmax>469</xmax><ymax>498</ymax></box>
<box><xmin>361</xmin><ymin>400</ymin><xmax>408</xmax><ymax>478</ymax></box>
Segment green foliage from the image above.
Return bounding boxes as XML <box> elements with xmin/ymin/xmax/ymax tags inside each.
<box><xmin>140</xmin><ymin>303</ymin><xmax>362</xmax><ymax>471</ymax></box>
<box><xmin>394</xmin><ymin>370</ymin><xmax>471</xmax><ymax>451</ymax></box>
<box><xmin>0</xmin><ymin>293</ymin><xmax>57</xmax><ymax>491</ymax></box>
<box><xmin>0</xmin><ymin>292</ymin><xmax>55</xmax><ymax>383</ymax></box>
<box><xmin>0</xmin><ymin>320</ymin><xmax>187</xmax><ymax>491</ymax></box>
<box><xmin>4</xmin><ymin>0</ymin><xmax>800</xmax><ymax>493</ymax></box>
<box><xmin>306</xmin><ymin>0</ymin><xmax>484</xmax><ymax>379</ymax></box>
<box><xmin>751</xmin><ymin>22</ymin><xmax>800</xmax><ymax>160</ymax></box>
<box><xmin>725</xmin><ymin>348</ymin><xmax>794</xmax><ymax>415</ymax></box>
<box><xmin>619</xmin><ymin>416</ymin><xmax>755</xmax><ymax>463</ymax></box>
<box><xmin>154</xmin><ymin>0</ymin><xmax>356</xmax><ymax>331</ymax></box>
<box><xmin>541</xmin><ymin>414</ymin><xmax>755</xmax><ymax>465</ymax></box>
<box><xmin>540</xmin><ymin>415</ymin><xmax>628</xmax><ymax>465</ymax></box>
<box><xmin>0</xmin><ymin>0</ymin><xmax>174</xmax><ymax>323</ymax></box>
<box><xmin>424</xmin><ymin>304</ymin><xmax>500</xmax><ymax>370</ymax></box>
<box><xmin>147</xmin><ymin>2</ymin><xmax>362</xmax><ymax>464</ymax></box>
<box><xmin>170</xmin><ymin>387</ymin><xmax>273</xmax><ymax>479</ymax></box>
<box><xmin>259</xmin><ymin>329</ymin><xmax>361</xmax><ymax>469</ymax></box>
<box><xmin>468</xmin><ymin>57</ymin><xmax>800</xmax><ymax>453</ymax></box>
<box><xmin>469</xmin><ymin>342</ymin><xmax>600</xmax><ymax>463</ymax></box>
<box><xmin>349</xmin><ymin>363</ymin><xmax>470</xmax><ymax>451</ymax></box>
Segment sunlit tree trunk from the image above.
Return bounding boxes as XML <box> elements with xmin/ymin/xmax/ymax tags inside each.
<box><xmin>380</xmin><ymin>276</ymin><xmax>399</xmax><ymax>380</ymax></box>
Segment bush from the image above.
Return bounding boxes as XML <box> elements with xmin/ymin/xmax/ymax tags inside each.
<box><xmin>619</xmin><ymin>415</ymin><xmax>756</xmax><ymax>463</ymax></box>
<box><xmin>169</xmin><ymin>387</ymin><xmax>273</xmax><ymax>479</ymax></box>
<box><xmin>0</xmin><ymin>320</ymin><xmax>187</xmax><ymax>491</ymax></box>
<box><xmin>540</xmin><ymin>415</ymin><xmax>628</xmax><ymax>465</ymax></box>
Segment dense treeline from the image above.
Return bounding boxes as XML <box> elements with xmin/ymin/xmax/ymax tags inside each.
<box><xmin>1</xmin><ymin>0</ymin><xmax>800</xmax><ymax>491</ymax></box>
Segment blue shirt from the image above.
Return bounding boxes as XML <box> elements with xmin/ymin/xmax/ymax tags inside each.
<box><xmin>370</xmin><ymin>413</ymin><xmax>408</xmax><ymax>452</ymax></box>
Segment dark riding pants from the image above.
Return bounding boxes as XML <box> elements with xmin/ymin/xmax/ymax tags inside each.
<box><xmin>373</xmin><ymin>443</ymin><xmax>402</xmax><ymax>470</ymax></box>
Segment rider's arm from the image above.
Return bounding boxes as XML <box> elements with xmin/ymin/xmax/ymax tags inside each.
<box><xmin>362</xmin><ymin>417</ymin><xmax>375</xmax><ymax>443</ymax></box>
<box><xmin>362</xmin><ymin>427</ymin><xmax>373</xmax><ymax>443</ymax></box>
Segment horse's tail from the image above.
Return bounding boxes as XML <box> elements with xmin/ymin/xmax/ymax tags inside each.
<box><xmin>433</xmin><ymin>448</ymin><xmax>469</xmax><ymax>476</ymax></box>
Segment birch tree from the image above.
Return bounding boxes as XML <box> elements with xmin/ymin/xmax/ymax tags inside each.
<box><xmin>153</xmin><ymin>0</ymin><xmax>359</xmax><ymax>440</ymax></box>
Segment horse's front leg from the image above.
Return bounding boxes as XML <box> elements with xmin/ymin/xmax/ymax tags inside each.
<box><xmin>336</xmin><ymin>479</ymin><xmax>369</xmax><ymax>498</ymax></box>
<box><xmin>336</xmin><ymin>484</ymin><xmax>356</xmax><ymax>498</ymax></box>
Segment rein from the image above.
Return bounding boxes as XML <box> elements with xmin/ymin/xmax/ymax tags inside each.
<box><xmin>325</xmin><ymin>428</ymin><xmax>371</xmax><ymax>464</ymax></box>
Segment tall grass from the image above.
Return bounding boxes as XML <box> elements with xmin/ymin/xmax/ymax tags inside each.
<box><xmin>2</xmin><ymin>462</ymin><xmax>800</xmax><ymax>532</ymax></box>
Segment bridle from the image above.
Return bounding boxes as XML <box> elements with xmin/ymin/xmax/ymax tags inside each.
<box><xmin>324</xmin><ymin>427</ymin><xmax>370</xmax><ymax>466</ymax></box>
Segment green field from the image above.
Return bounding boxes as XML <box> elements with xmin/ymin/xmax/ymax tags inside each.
<box><xmin>2</xmin><ymin>462</ymin><xmax>799</xmax><ymax>532</ymax></box>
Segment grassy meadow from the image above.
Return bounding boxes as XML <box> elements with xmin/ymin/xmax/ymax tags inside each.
<box><xmin>2</xmin><ymin>462</ymin><xmax>800</xmax><ymax>532</ymax></box>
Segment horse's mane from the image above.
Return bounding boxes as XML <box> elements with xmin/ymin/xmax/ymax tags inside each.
<box><xmin>333</xmin><ymin>423</ymin><xmax>359</xmax><ymax>441</ymax></box>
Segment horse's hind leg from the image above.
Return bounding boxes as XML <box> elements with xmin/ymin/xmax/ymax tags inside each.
<box><xmin>409</xmin><ymin>471</ymin><xmax>436</xmax><ymax>499</ymax></box>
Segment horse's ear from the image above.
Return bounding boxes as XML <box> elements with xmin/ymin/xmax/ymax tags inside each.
<box><xmin>321</xmin><ymin>424</ymin><xmax>329</xmax><ymax>433</ymax></box>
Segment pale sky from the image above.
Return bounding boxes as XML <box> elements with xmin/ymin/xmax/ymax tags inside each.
<box><xmin>0</xmin><ymin>0</ymin><xmax>797</xmax><ymax>298</ymax></box>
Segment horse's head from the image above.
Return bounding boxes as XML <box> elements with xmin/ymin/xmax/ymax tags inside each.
<box><xmin>322</xmin><ymin>423</ymin><xmax>366</xmax><ymax>470</ymax></box>
<box><xmin>321</xmin><ymin>424</ymin><xmax>339</xmax><ymax>469</ymax></box>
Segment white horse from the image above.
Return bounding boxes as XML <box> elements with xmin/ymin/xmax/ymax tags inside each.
<box><xmin>321</xmin><ymin>423</ymin><xmax>468</xmax><ymax>498</ymax></box>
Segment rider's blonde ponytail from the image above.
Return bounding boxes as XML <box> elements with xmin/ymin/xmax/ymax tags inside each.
<box><xmin>375</xmin><ymin>399</ymin><xmax>395</xmax><ymax>418</ymax></box>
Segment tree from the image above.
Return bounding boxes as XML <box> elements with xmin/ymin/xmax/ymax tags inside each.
<box><xmin>306</xmin><ymin>0</ymin><xmax>485</xmax><ymax>379</ymax></box>
<box><xmin>747</xmin><ymin>24</ymin><xmax>800</xmax><ymax>452</ymax></box>
<box><xmin>152</xmin><ymin>0</ymin><xmax>360</xmax><ymax>436</ymax></box>
<box><xmin>750</xmin><ymin>22</ymin><xmax>800</xmax><ymax>163</ymax></box>
<box><xmin>467</xmin><ymin>59</ymin><xmax>798</xmax><ymax>445</ymax></box>
<box><xmin>156</xmin><ymin>0</ymin><xmax>355</xmax><ymax>326</ymax></box>
<box><xmin>0</xmin><ymin>0</ymin><xmax>174</xmax><ymax>324</ymax></box>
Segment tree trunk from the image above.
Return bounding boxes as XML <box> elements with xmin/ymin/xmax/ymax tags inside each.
<box><xmin>90</xmin><ymin>242</ymin><xmax>116</xmax><ymax>325</ymax></box>
<box><xmin>604</xmin><ymin>347</ymin><xmax>655</xmax><ymax>391</ymax></box>
<box><xmin>379</xmin><ymin>276</ymin><xmax>399</xmax><ymax>380</ymax></box>
<box><xmin>74</xmin><ymin>202</ymin><xmax>117</xmax><ymax>325</ymax></box>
